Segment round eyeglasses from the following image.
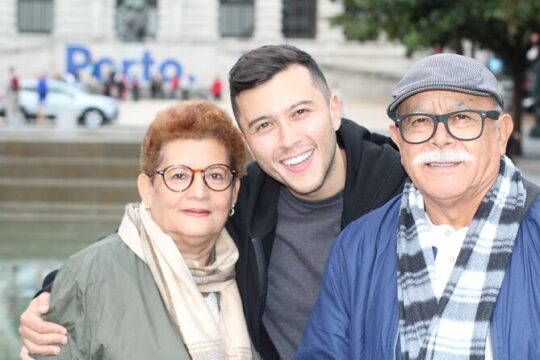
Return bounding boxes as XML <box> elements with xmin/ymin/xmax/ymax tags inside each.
<box><xmin>391</xmin><ymin>109</ymin><xmax>500</xmax><ymax>144</ymax></box>
<box><xmin>150</xmin><ymin>164</ymin><xmax>237</xmax><ymax>192</ymax></box>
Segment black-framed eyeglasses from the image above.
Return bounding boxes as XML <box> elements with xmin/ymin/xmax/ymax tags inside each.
<box><xmin>149</xmin><ymin>163</ymin><xmax>237</xmax><ymax>192</ymax></box>
<box><xmin>391</xmin><ymin>109</ymin><xmax>500</xmax><ymax>144</ymax></box>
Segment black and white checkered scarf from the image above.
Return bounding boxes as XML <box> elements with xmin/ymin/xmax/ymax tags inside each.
<box><xmin>397</xmin><ymin>156</ymin><xmax>526</xmax><ymax>360</ymax></box>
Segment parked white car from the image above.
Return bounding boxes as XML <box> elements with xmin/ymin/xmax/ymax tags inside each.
<box><xmin>1</xmin><ymin>79</ymin><xmax>118</xmax><ymax>128</ymax></box>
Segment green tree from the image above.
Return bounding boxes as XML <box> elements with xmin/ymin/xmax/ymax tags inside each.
<box><xmin>333</xmin><ymin>0</ymin><xmax>540</xmax><ymax>155</ymax></box>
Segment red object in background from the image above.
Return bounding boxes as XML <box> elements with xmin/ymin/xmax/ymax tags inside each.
<box><xmin>171</xmin><ymin>75</ymin><xmax>179</xmax><ymax>91</ymax></box>
<box><xmin>211</xmin><ymin>78</ymin><xmax>222</xmax><ymax>100</ymax></box>
<box><xmin>11</xmin><ymin>73</ymin><xmax>20</xmax><ymax>92</ymax></box>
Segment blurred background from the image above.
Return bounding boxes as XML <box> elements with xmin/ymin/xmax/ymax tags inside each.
<box><xmin>1</xmin><ymin>0</ymin><xmax>540</xmax><ymax>358</ymax></box>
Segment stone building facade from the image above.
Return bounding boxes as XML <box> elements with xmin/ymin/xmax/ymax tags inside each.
<box><xmin>0</xmin><ymin>0</ymin><xmax>411</xmax><ymax>100</ymax></box>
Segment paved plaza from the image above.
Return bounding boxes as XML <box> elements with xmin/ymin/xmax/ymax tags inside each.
<box><xmin>1</xmin><ymin>98</ymin><xmax>540</xmax><ymax>184</ymax></box>
<box><xmin>116</xmin><ymin>98</ymin><xmax>540</xmax><ymax>185</ymax></box>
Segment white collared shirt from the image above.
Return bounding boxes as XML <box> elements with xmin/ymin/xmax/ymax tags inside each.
<box><xmin>423</xmin><ymin>217</ymin><xmax>493</xmax><ymax>360</ymax></box>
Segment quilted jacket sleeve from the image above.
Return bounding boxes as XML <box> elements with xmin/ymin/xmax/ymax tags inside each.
<box><xmin>34</xmin><ymin>263</ymin><xmax>96</xmax><ymax>359</ymax></box>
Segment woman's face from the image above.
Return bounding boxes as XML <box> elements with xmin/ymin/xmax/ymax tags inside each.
<box><xmin>138</xmin><ymin>138</ymin><xmax>239</xmax><ymax>252</ymax></box>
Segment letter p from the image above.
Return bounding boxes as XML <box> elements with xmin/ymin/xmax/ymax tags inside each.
<box><xmin>66</xmin><ymin>44</ymin><xmax>91</xmax><ymax>75</ymax></box>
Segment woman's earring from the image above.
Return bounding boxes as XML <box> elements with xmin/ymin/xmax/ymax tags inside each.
<box><xmin>229</xmin><ymin>204</ymin><xmax>235</xmax><ymax>217</ymax></box>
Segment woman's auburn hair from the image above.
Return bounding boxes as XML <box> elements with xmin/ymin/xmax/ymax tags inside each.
<box><xmin>141</xmin><ymin>100</ymin><xmax>246</xmax><ymax>177</ymax></box>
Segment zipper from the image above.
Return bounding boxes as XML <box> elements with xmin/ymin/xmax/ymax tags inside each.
<box><xmin>250</xmin><ymin>236</ymin><xmax>267</xmax><ymax>335</ymax></box>
<box><xmin>392</xmin><ymin>326</ymin><xmax>399</xmax><ymax>360</ymax></box>
<box><xmin>490</xmin><ymin>319</ymin><xmax>498</xmax><ymax>360</ymax></box>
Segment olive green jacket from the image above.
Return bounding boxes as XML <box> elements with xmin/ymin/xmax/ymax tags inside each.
<box><xmin>36</xmin><ymin>233</ymin><xmax>260</xmax><ymax>360</ymax></box>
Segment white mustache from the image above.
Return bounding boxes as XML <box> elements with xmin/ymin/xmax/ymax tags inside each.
<box><xmin>412</xmin><ymin>150</ymin><xmax>475</xmax><ymax>166</ymax></box>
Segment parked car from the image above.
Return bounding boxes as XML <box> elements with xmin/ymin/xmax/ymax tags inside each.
<box><xmin>0</xmin><ymin>79</ymin><xmax>118</xmax><ymax>128</ymax></box>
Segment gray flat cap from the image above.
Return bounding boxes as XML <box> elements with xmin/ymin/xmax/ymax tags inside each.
<box><xmin>387</xmin><ymin>53</ymin><xmax>504</xmax><ymax>117</ymax></box>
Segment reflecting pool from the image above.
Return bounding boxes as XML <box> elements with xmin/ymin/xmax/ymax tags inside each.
<box><xmin>0</xmin><ymin>220</ymin><xmax>117</xmax><ymax>359</ymax></box>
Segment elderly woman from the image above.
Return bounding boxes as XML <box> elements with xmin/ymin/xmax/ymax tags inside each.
<box><xmin>33</xmin><ymin>101</ymin><xmax>258</xmax><ymax>359</ymax></box>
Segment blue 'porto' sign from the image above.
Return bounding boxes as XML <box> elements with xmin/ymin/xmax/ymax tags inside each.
<box><xmin>66</xmin><ymin>44</ymin><xmax>184</xmax><ymax>82</ymax></box>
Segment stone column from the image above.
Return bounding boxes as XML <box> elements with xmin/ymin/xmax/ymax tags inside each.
<box><xmin>0</xmin><ymin>0</ymin><xmax>17</xmax><ymax>37</ymax></box>
<box><xmin>180</xmin><ymin>0</ymin><xmax>219</xmax><ymax>41</ymax></box>
<box><xmin>91</xmin><ymin>0</ymin><xmax>116</xmax><ymax>40</ymax></box>
<box><xmin>253</xmin><ymin>0</ymin><xmax>283</xmax><ymax>41</ymax></box>
<box><xmin>316</xmin><ymin>0</ymin><xmax>345</xmax><ymax>43</ymax></box>
<box><xmin>158</xmin><ymin>0</ymin><xmax>185</xmax><ymax>41</ymax></box>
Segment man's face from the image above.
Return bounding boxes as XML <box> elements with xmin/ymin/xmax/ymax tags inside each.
<box><xmin>389</xmin><ymin>90</ymin><xmax>513</xmax><ymax>206</ymax></box>
<box><xmin>235</xmin><ymin>65</ymin><xmax>343</xmax><ymax>201</ymax></box>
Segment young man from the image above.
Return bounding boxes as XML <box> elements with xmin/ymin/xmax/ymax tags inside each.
<box><xmin>296</xmin><ymin>54</ymin><xmax>540</xmax><ymax>359</ymax></box>
<box><xmin>19</xmin><ymin>45</ymin><xmax>406</xmax><ymax>359</ymax></box>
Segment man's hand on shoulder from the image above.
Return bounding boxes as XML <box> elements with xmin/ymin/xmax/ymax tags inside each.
<box><xmin>19</xmin><ymin>292</ymin><xmax>67</xmax><ymax>358</ymax></box>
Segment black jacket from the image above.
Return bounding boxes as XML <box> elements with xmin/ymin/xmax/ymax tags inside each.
<box><xmin>225</xmin><ymin>119</ymin><xmax>407</xmax><ymax>358</ymax></box>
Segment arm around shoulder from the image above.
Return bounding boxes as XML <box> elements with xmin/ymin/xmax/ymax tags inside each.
<box><xmin>33</xmin><ymin>264</ymin><xmax>94</xmax><ymax>359</ymax></box>
<box><xmin>34</xmin><ymin>269</ymin><xmax>58</xmax><ymax>297</ymax></box>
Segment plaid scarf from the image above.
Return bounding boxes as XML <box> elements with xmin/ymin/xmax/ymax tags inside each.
<box><xmin>397</xmin><ymin>156</ymin><xmax>526</xmax><ymax>360</ymax></box>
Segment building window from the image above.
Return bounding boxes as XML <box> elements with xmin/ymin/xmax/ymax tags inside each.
<box><xmin>282</xmin><ymin>0</ymin><xmax>316</xmax><ymax>38</ymax></box>
<box><xmin>18</xmin><ymin>0</ymin><xmax>53</xmax><ymax>33</ymax></box>
<box><xmin>116</xmin><ymin>0</ymin><xmax>157</xmax><ymax>42</ymax></box>
<box><xmin>220</xmin><ymin>0</ymin><xmax>254</xmax><ymax>38</ymax></box>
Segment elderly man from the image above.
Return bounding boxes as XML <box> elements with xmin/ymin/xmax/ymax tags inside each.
<box><xmin>296</xmin><ymin>53</ymin><xmax>540</xmax><ymax>359</ymax></box>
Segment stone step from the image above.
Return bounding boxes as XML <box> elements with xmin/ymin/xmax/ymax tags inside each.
<box><xmin>0</xmin><ymin>132</ymin><xmax>143</xmax><ymax>230</ymax></box>
<box><xmin>0</xmin><ymin>156</ymin><xmax>139</xmax><ymax>179</ymax></box>
<box><xmin>0</xmin><ymin>201</ymin><xmax>126</xmax><ymax>221</ymax></box>
<box><xmin>0</xmin><ymin>140</ymin><xmax>140</xmax><ymax>159</ymax></box>
<box><xmin>0</xmin><ymin>177</ymin><xmax>138</xmax><ymax>204</ymax></box>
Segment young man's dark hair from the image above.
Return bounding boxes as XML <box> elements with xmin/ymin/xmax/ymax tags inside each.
<box><xmin>228</xmin><ymin>44</ymin><xmax>331</xmax><ymax>121</ymax></box>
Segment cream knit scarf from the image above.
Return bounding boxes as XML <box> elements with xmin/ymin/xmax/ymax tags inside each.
<box><xmin>118</xmin><ymin>202</ymin><xmax>252</xmax><ymax>360</ymax></box>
